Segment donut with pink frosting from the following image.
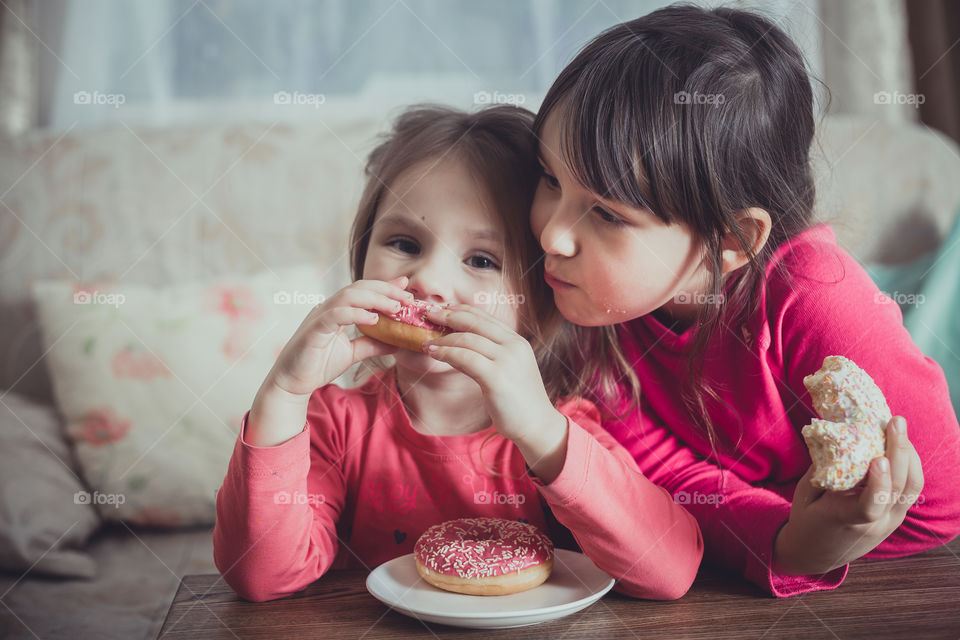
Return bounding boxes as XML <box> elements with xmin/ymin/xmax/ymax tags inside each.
<box><xmin>413</xmin><ymin>517</ymin><xmax>554</xmax><ymax>595</ymax></box>
<box><xmin>358</xmin><ymin>298</ymin><xmax>450</xmax><ymax>352</ymax></box>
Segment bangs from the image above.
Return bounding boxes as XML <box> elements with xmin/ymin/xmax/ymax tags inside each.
<box><xmin>535</xmin><ymin>39</ymin><xmax>679</xmax><ymax>225</ymax></box>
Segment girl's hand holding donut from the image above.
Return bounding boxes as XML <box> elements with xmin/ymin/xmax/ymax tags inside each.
<box><xmin>773</xmin><ymin>415</ymin><xmax>925</xmax><ymax>576</ymax></box>
<box><xmin>267</xmin><ymin>276</ymin><xmax>413</xmax><ymax>395</ymax></box>
<box><xmin>422</xmin><ymin>304</ymin><xmax>569</xmax><ymax>482</ymax></box>
<box><xmin>246</xmin><ymin>277</ymin><xmax>411</xmax><ymax>446</ymax></box>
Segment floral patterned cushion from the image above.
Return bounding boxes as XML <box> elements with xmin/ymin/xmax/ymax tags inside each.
<box><xmin>31</xmin><ymin>264</ymin><xmax>340</xmax><ymax>526</ymax></box>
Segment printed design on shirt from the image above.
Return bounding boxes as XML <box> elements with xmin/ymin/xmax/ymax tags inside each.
<box><xmin>393</xmin><ymin>529</ymin><xmax>407</xmax><ymax>544</ymax></box>
<box><xmin>361</xmin><ymin>481</ymin><xmax>418</xmax><ymax>514</ymax></box>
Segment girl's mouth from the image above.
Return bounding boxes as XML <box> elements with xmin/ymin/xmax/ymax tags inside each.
<box><xmin>544</xmin><ymin>271</ymin><xmax>574</xmax><ymax>289</ymax></box>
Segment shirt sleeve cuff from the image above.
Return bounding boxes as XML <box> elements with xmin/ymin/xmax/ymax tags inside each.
<box><xmin>235</xmin><ymin>410</ymin><xmax>311</xmax><ymax>483</ymax></box>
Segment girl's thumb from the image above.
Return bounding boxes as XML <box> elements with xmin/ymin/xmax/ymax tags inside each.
<box><xmin>792</xmin><ymin>466</ymin><xmax>825</xmax><ymax>507</ymax></box>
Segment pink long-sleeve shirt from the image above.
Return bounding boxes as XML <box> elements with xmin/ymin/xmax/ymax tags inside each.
<box><xmin>606</xmin><ymin>224</ymin><xmax>960</xmax><ymax>597</ymax></box>
<box><xmin>213</xmin><ymin>368</ymin><xmax>704</xmax><ymax>602</ymax></box>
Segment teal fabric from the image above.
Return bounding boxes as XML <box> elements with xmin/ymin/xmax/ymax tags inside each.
<box><xmin>864</xmin><ymin>212</ymin><xmax>960</xmax><ymax>416</ymax></box>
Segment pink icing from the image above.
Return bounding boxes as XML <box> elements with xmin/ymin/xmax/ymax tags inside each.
<box><xmin>414</xmin><ymin>517</ymin><xmax>554</xmax><ymax>579</ymax></box>
<box><xmin>389</xmin><ymin>299</ymin><xmax>449</xmax><ymax>334</ymax></box>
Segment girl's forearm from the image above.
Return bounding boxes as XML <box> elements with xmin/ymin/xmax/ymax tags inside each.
<box><xmin>245</xmin><ymin>382</ymin><xmax>312</xmax><ymax>447</ymax></box>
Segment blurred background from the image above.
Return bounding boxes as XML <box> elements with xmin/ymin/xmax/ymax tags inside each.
<box><xmin>0</xmin><ymin>0</ymin><xmax>956</xmax><ymax>137</ymax></box>
<box><xmin>1</xmin><ymin>2</ymin><xmax>960</xmax><ymax>639</ymax></box>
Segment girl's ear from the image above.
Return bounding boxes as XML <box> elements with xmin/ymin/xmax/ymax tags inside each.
<box><xmin>720</xmin><ymin>207</ymin><xmax>772</xmax><ymax>274</ymax></box>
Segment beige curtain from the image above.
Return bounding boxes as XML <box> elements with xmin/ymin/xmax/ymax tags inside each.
<box><xmin>0</xmin><ymin>0</ymin><xmax>927</xmax><ymax>136</ymax></box>
<box><xmin>907</xmin><ymin>0</ymin><xmax>960</xmax><ymax>145</ymax></box>
<box><xmin>0</xmin><ymin>0</ymin><xmax>37</xmax><ymax>137</ymax></box>
<box><xmin>819</xmin><ymin>0</ymin><xmax>917</xmax><ymax>122</ymax></box>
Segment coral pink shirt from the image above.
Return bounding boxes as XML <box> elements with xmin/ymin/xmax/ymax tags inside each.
<box><xmin>606</xmin><ymin>224</ymin><xmax>960</xmax><ymax>597</ymax></box>
<box><xmin>213</xmin><ymin>368</ymin><xmax>704</xmax><ymax>602</ymax></box>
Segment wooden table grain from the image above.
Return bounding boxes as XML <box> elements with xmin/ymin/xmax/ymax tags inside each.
<box><xmin>158</xmin><ymin>538</ymin><xmax>960</xmax><ymax>639</ymax></box>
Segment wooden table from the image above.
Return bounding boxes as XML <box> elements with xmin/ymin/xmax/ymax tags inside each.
<box><xmin>158</xmin><ymin>538</ymin><xmax>960</xmax><ymax>639</ymax></box>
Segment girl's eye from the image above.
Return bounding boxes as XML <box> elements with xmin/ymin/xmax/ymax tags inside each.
<box><xmin>594</xmin><ymin>206</ymin><xmax>626</xmax><ymax>226</ymax></box>
<box><xmin>540</xmin><ymin>166</ymin><xmax>560</xmax><ymax>189</ymax></box>
<box><xmin>387</xmin><ymin>238</ymin><xmax>419</xmax><ymax>254</ymax></box>
<box><xmin>466</xmin><ymin>254</ymin><xmax>499</xmax><ymax>270</ymax></box>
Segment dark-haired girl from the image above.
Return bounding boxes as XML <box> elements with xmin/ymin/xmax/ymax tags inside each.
<box><xmin>531</xmin><ymin>4</ymin><xmax>960</xmax><ymax>597</ymax></box>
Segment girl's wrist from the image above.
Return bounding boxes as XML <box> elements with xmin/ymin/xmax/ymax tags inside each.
<box><xmin>514</xmin><ymin>408</ymin><xmax>569</xmax><ymax>484</ymax></box>
<box><xmin>773</xmin><ymin>521</ymin><xmax>819</xmax><ymax>576</ymax></box>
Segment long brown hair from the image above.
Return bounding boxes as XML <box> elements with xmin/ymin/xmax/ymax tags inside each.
<box><xmin>348</xmin><ymin>104</ymin><xmax>571</xmax><ymax>403</ymax></box>
<box><xmin>534</xmin><ymin>5</ymin><xmax>819</xmax><ymax>447</ymax></box>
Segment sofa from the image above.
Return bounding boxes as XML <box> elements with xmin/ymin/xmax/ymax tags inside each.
<box><xmin>1</xmin><ymin>112</ymin><xmax>959</xmax><ymax>640</ymax></box>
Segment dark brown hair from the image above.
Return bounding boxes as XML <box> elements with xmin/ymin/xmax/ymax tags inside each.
<box><xmin>349</xmin><ymin>104</ymin><xmax>571</xmax><ymax>402</ymax></box>
<box><xmin>534</xmin><ymin>4</ymin><xmax>819</xmax><ymax>447</ymax></box>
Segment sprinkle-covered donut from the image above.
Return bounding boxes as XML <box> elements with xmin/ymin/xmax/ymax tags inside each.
<box><xmin>413</xmin><ymin>517</ymin><xmax>554</xmax><ymax>596</ymax></box>
<box><xmin>801</xmin><ymin>355</ymin><xmax>891</xmax><ymax>490</ymax></box>
<box><xmin>358</xmin><ymin>298</ymin><xmax>450</xmax><ymax>352</ymax></box>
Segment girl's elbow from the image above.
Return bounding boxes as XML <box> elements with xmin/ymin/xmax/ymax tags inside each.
<box><xmin>614</xmin><ymin>574</ymin><xmax>695</xmax><ymax>601</ymax></box>
<box><xmin>214</xmin><ymin>549</ymin><xmax>278</xmax><ymax>602</ymax></box>
<box><xmin>217</xmin><ymin>565</ymin><xmax>289</xmax><ymax>602</ymax></box>
<box><xmin>658</xmin><ymin>561</ymin><xmax>700</xmax><ymax>600</ymax></box>
<box><xmin>615</xmin><ymin>554</ymin><xmax>701</xmax><ymax>600</ymax></box>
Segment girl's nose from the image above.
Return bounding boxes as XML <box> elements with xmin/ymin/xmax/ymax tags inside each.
<box><xmin>405</xmin><ymin>256</ymin><xmax>453</xmax><ymax>304</ymax></box>
<box><xmin>538</xmin><ymin>206</ymin><xmax>577</xmax><ymax>257</ymax></box>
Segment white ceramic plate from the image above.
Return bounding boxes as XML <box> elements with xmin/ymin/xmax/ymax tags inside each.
<box><xmin>365</xmin><ymin>549</ymin><xmax>615</xmax><ymax>629</ymax></box>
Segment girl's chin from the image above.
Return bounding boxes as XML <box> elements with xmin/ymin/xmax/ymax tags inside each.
<box><xmin>554</xmin><ymin>293</ymin><xmax>639</xmax><ymax>327</ymax></box>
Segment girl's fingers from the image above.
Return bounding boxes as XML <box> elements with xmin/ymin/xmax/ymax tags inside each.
<box><xmin>349</xmin><ymin>277</ymin><xmax>414</xmax><ymax>304</ymax></box>
<box><xmin>314</xmin><ymin>306</ymin><xmax>379</xmax><ymax>334</ymax></box>
<box><xmin>423</xmin><ymin>331</ymin><xmax>499</xmax><ymax>361</ymax></box>
<box><xmin>426</xmin><ymin>304</ymin><xmax>512</xmax><ymax>344</ymax></box>
<box><xmin>425</xmin><ymin>344</ymin><xmax>493</xmax><ymax>382</ymax></box>
<box><xmin>338</xmin><ymin>287</ymin><xmax>409</xmax><ymax>318</ymax></box>
<box><xmin>792</xmin><ymin>466</ymin><xmax>826</xmax><ymax>509</ymax></box>
<box><xmin>885</xmin><ymin>417</ymin><xmax>911</xmax><ymax>501</ymax></box>
<box><xmin>856</xmin><ymin>456</ymin><xmax>892</xmax><ymax>523</ymax></box>
<box><xmin>351</xmin><ymin>335</ymin><xmax>399</xmax><ymax>362</ymax></box>
<box><xmin>900</xmin><ymin>442</ymin><xmax>925</xmax><ymax>513</ymax></box>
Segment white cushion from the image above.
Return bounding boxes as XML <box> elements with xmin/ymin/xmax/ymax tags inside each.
<box><xmin>31</xmin><ymin>263</ymin><xmax>344</xmax><ymax>526</ymax></box>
